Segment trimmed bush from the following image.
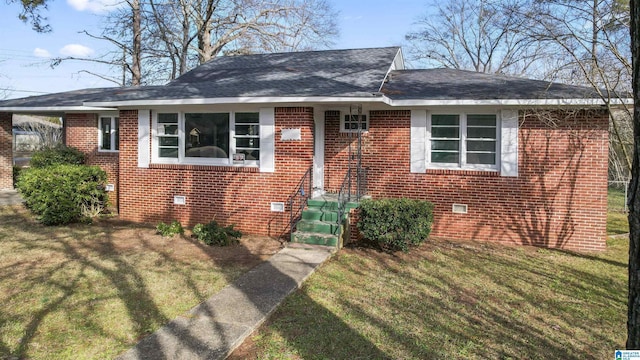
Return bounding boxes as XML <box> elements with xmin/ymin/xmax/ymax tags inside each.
<box><xmin>30</xmin><ymin>145</ymin><xmax>85</xmax><ymax>168</ymax></box>
<box><xmin>156</xmin><ymin>220</ymin><xmax>184</xmax><ymax>237</ymax></box>
<box><xmin>357</xmin><ymin>198</ymin><xmax>434</xmax><ymax>252</ymax></box>
<box><xmin>17</xmin><ymin>165</ymin><xmax>108</xmax><ymax>225</ymax></box>
<box><xmin>193</xmin><ymin>221</ymin><xmax>241</xmax><ymax>246</ymax></box>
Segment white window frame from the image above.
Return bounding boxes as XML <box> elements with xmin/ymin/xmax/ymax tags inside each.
<box><xmin>98</xmin><ymin>114</ymin><xmax>119</xmax><ymax>152</ymax></box>
<box><xmin>426</xmin><ymin>111</ymin><xmax>500</xmax><ymax>171</ymax></box>
<box><xmin>340</xmin><ymin>112</ymin><xmax>369</xmax><ymax>133</ymax></box>
<box><xmin>151</xmin><ymin>110</ymin><xmax>260</xmax><ymax>166</ymax></box>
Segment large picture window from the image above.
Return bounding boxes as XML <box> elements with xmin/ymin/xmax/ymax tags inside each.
<box><xmin>99</xmin><ymin>115</ymin><xmax>119</xmax><ymax>151</ymax></box>
<box><xmin>185</xmin><ymin>113</ymin><xmax>229</xmax><ymax>158</ymax></box>
<box><xmin>429</xmin><ymin>113</ymin><xmax>497</xmax><ymax>170</ymax></box>
<box><xmin>153</xmin><ymin>111</ymin><xmax>260</xmax><ymax>165</ymax></box>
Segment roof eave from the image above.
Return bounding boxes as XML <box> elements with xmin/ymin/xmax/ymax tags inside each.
<box><xmin>387</xmin><ymin>98</ymin><xmax>633</xmax><ymax>107</ymax></box>
<box><xmin>84</xmin><ymin>95</ymin><xmax>391</xmax><ymax>107</ymax></box>
<box><xmin>0</xmin><ymin>106</ymin><xmax>118</xmax><ymax>113</ymax></box>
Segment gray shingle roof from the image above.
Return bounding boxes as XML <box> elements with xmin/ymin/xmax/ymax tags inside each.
<box><xmin>0</xmin><ymin>87</ymin><xmax>118</xmax><ymax>108</ymax></box>
<box><xmin>88</xmin><ymin>47</ymin><xmax>401</xmax><ymax>103</ymax></box>
<box><xmin>0</xmin><ymin>47</ymin><xmax>620</xmax><ymax>110</ymax></box>
<box><xmin>381</xmin><ymin>69</ymin><xmax>604</xmax><ymax>100</ymax></box>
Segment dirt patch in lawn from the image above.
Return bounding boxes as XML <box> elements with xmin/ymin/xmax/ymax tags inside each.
<box><xmin>58</xmin><ymin>214</ymin><xmax>283</xmax><ymax>266</ymax></box>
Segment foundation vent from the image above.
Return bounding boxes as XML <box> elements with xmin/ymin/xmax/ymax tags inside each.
<box><xmin>452</xmin><ymin>204</ymin><xmax>468</xmax><ymax>214</ymax></box>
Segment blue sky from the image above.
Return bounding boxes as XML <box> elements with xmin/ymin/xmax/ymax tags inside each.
<box><xmin>0</xmin><ymin>0</ymin><xmax>426</xmax><ymax>99</ymax></box>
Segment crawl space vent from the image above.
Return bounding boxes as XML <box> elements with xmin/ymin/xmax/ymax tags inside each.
<box><xmin>452</xmin><ymin>204</ymin><xmax>468</xmax><ymax>214</ymax></box>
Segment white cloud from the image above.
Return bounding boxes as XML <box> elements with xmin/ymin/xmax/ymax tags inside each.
<box><xmin>33</xmin><ymin>48</ymin><xmax>51</xmax><ymax>58</ymax></box>
<box><xmin>66</xmin><ymin>0</ymin><xmax>121</xmax><ymax>13</ymax></box>
<box><xmin>59</xmin><ymin>44</ymin><xmax>95</xmax><ymax>57</ymax></box>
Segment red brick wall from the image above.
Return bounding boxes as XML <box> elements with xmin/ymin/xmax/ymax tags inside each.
<box><xmin>0</xmin><ymin>112</ymin><xmax>13</xmax><ymax>190</ymax></box>
<box><xmin>325</xmin><ymin>109</ymin><xmax>609</xmax><ymax>251</ymax></box>
<box><xmin>65</xmin><ymin>113</ymin><xmax>120</xmax><ymax>209</ymax></box>
<box><xmin>117</xmin><ymin>107</ymin><xmax>314</xmax><ymax>237</ymax></box>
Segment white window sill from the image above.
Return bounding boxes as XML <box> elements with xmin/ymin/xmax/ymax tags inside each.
<box><xmin>427</xmin><ymin>164</ymin><xmax>498</xmax><ymax>172</ymax></box>
<box><xmin>98</xmin><ymin>149</ymin><xmax>119</xmax><ymax>154</ymax></box>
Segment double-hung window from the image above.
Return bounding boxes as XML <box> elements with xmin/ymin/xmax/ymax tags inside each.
<box><xmin>99</xmin><ymin>115</ymin><xmax>119</xmax><ymax>151</ymax></box>
<box><xmin>152</xmin><ymin>111</ymin><xmax>260</xmax><ymax>165</ymax></box>
<box><xmin>429</xmin><ymin>113</ymin><xmax>498</xmax><ymax>170</ymax></box>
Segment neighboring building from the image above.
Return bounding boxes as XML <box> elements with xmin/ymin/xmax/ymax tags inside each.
<box><xmin>12</xmin><ymin>114</ymin><xmax>62</xmax><ymax>167</ymax></box>
<box><xmin>0</xmin><ymin>47</ymin><xmax>627</xmax><ymax>251</ymax></box>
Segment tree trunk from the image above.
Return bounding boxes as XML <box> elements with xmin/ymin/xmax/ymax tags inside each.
<box><xmin>628</xmin><ymin>0</ymin><xmax>640</xmax><ymax>349</ymax></box>
<box><xmin>131</xmin><ymin>0</ymin><xmax>142</xmax><ymax>86</ymax></box>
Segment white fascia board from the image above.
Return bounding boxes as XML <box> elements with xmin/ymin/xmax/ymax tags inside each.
<box><xmin>80</xmin><ymin>95</ymin><xmax>633</xmax><ymax>108</ymax></box>
<box><xmin>0</xmin><ymin>106</ymin><xmax>117</xmax><ymax>112</ymax></box>
<box><xmin>389</xmin><ymin>98</ymin><xmax>633</xmax><ymax>107</ymax></box>
<box><xmin>84</xmin><ymin>96</ymin><xmax>390</xmax><ymax>107</ymax></box>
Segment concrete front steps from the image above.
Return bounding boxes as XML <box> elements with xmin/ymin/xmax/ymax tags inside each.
<box><xmin>291</xmin><ymin>196</ymin><xmax>360</xmax><ymax>247</ymax></box>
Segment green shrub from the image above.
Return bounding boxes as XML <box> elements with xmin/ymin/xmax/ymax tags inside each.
<box><xmin>30</xmin><ymin>145</ymin><xmax>85</xmax><ymax>168</ymax></box>
<box><xmin>192</xmin><ymin>221</ymin><xmax>241</xmax><ymax>246</ymax></box>
<box><xmin>357</xmin><ymin>198</ymin><xmax>434</xmax><ymax>252</ymax></box>
<box><xmin>17</xmin><ymin>165</ymin><xmax>108</xmax><ymax>225</ymax></box>
<box><xmin>156</xmin><ymin>220</ymin><xmax>184</xmax><ymax>237</ymax></box>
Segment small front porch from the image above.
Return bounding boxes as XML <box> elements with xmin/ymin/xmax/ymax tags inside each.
<box><xmin>291</xmin><ymin>194</ymin><xmax>362</xmax><ymax>247</ymax></box>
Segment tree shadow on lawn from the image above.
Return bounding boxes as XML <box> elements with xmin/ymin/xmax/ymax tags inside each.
<box><xmin>241</xmin><ymin>239</ymin><xmax>626</xmax><ymax>359</ymax></box>
<box><xmin>0</xmin><ymin>205</ymin><xmax>281</xmax><ymax>359</ymax></box>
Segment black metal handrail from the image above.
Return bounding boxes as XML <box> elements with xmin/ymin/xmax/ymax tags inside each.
<box><xmin>337</xmin><ymin>167</ymin><xmax>367</xmax><ymax>228</ymax></box>
<box><xmin>287</xmin><ymin>167</ymin><xmax>313</xmax><ymax>239</ymax></box>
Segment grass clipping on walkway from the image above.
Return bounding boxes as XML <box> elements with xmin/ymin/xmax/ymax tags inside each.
<box><xmin>234</xmin><ymin>238</ymin><xmax>627</xmax><ymax>359</ymax></box>
<box><xmin>0</xmin><ymin>205</ymin><xmax>281</xmax><ymax>359</ymax></box>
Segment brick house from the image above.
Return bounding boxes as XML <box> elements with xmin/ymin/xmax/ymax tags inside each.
<box><xmin>0</xmin><ymin>47</ymin><xmax>626</xmax><ymax>251</ymax></box>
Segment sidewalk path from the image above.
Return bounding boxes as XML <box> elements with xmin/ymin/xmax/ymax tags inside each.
<box><xmin>117</xmin><ymin>244</ymin><xmax>335</xmax><ymax>360</ymax></box>
<box><xmin>0</xmin><ymin>190</ymin><xmax>23</xmax><ymax>206</ymax></box>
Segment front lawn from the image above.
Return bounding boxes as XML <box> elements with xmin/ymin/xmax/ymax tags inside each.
<box><xmin>0</xmin><ymin>205</ymin><xmax>281</xmax><ymax>359</ymax></box>
<box><xmin>231</xmin><ymin>237</ymin><xmax>628</xmax><ymax>359</ymax></box>
<box><xmin>608</xmin><ymin>186</ymin><xmax>629</xmax><ymax>235</ymax></box>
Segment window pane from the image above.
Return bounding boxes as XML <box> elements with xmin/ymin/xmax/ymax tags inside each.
<box><xmin>185</xmin><ymin>113</ymin><xmax>229</xmax><ymax>158</ymax></box>
<box><xmin>432</xmin><ymin>127</ymin><xmax>459</xmax><ymax>138</ymax></box>
<box><xmin>236</xmin><ymin>149</ymin><xmax>260</xmax><ymax>160</ymax></box>
<box><xmin>159</xmin><ymin>137</ymin><xmax>178</xmax><ymax>146</ymax></box>
<box><xmin>236</xmin><ymin>138</ymin><xmax>260</xmax><ymax>148</ymax></box>
<box><xmin>235</xmin><ymin>124</ymin><xmax>259</xmax><ymax>136</ymax></box>
<box><xmin>114</xmin><ymin>118</ymin><xmax>119</xmax><ymax>151</ymax></box>
<box><xmin>159</xmin><ymin>148</ymin><xmax>178</xmax><ymax>158</ymax></box>
<box><xmin>467</xmin><ymin>115</ymin><xmax>496</xmax><ymax>127</ymax></box>
<box><xmin>101</xmin><ymin>119</ymin><xmax>111</xmax><ymax>150</ymax></box>
<box><xmin>431</xmin><ymin>152</ymin><xmax>459</xmax><ymax>163</ymax></box>
<box><xmin>467</xmin><ymin>140</ymin><xmax>496</xmax><ymax>152</ymax></box>
<box><xmin>432</xmin><ymin>115</ymin><xmax>459</xmax><ymax>126</ymax></box>
<box><xmin>467</xmin><ymin>153</ymin><xmax>496</xmax><ymax>164</ymax></box>
<box><xmin>161</xmin><ymin>124</ymin><xmax>178</xmax><ymax>135</ymax></box>
<box><xmin>467</xmin><ymin>127</ymin><xmax>496</xmax><ymax>139</ymax></box>
<box><xmin>431</xmin><ymin>140</ymin><xmax>460</xmax><ymax>151</ymax></box>
<box><xmin>158</xmin><ymin>113</ymin><xmax>178</xmax><ymax>123</ymax></box>
<box><xmin>236</xmin><ymin>112</ymin><xmax>259</xmax><ymax>123</ymax></box>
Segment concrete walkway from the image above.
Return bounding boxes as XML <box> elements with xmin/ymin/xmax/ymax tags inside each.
<box><xmin>117</xmin><ymin>244</ymin><xmax>335</xmax><ymax>360</ymax></box>
<box><xmin>0</xmin><ymin>190</ymin><xmax>23</xmax><ymax>206</ymax></box>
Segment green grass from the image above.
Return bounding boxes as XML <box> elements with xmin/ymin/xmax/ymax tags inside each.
<box><xmin>240</xmin><ymin>238</ymin><xmax>628</xmax><ymax>359</ymax></box>
<box><xmin>0</xmin><ymin>205</ymin><xmax>274</xmax><ymax>359</ymax></box>
<box><xmin>608</xmin><ymin>187</ymin><xmax>629</xmax><ymax>235</ymax></box>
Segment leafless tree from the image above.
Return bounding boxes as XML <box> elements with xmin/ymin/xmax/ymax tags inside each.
<box><xmin>522</xmin><ymin>0</ymin><xmax>633</xmax><ymax>180</ymax></box>
<box><xmin>51</xmin><ymin>0</ymin><xmax>338</xmax><ymax>85</ymax></box>
<box><xmin>8</xmin><ymin>0</ymin><xmax>52</xmax><ymax>32</ymax></box>
<box><xmin>405</xmin><ymin>0</ymin><xmax>546</xmax><ymax>75</ymax></box>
